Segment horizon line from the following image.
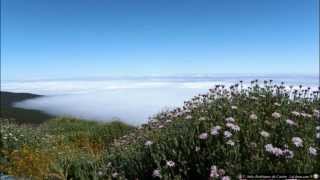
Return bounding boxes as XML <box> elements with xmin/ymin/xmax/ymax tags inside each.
<box><xmin>2</xmin><ymin>72</ymin><xmax>318</xmax><ymax>82</ymax></box>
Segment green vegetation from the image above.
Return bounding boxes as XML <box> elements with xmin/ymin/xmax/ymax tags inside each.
<box><xmin>1</xmin><ymin>81</ymin><xmax>319</xmax><ymax>179</ymax></box>
<box><xmin>0</xmin><ymin>117</ymin><xmax>134</xmax><ymax>179</ymax></box>
<box><xmin>101</xmin><ymin>81</ymin><xmax>320</xmax><ymax>179</ymax></box>
<box><xmin>0</xmin><ymin>91</ymin><xmax>53</xmax><ymax>124</ymax></box>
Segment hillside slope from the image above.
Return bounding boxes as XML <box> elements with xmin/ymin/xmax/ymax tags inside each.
<box><xmin>0</xmin><ymin>91</ymin><xmax>53</xmax><ymax>124</ymax></box>
<box><xmin>102</xmin><ymin>81</ymin><xmax>320</xmax><ymax>179</ymax></box>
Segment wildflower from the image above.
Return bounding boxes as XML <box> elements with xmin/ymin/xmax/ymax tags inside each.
<box><xmin>317</xmin><ymin>133</ymin><xmax>320</xmax><ymax>139</ymax></box>
<box><xmin>166</xmin><ymin>119</ymin><xmax>172</xmax><ymax>123</ymax></box>
<box><xmin>283</xmin><ymin>149</ymin><xmax>294</xmax><ymax>159</ymax></box>
<box><xmin>226</xmin><ymin>123</ymin><xmax>240</xmax><ymax>132</ymax></box>
<box><xmin>272</xmin><ymin>112</ymin><xmax>281</xmax><ymax>119</ymax></box>
<box><xmin>145</xmin><ymin>140</ymin><xmax>153</xmax><ymax>146</ymax></box>
<box><xmin>301</xmin><ymin>112</ymin><xmax>312</xmax><ymax>118</ymax></box>
<box><xmin>166</xmin><ymin>160</ymin><xmax>175</xmax><ymax>167</ymax></box>
<box><xmin>260</xmin><ymin>131</ymin><xmax>270</xmax><ymax>138</ymax></box>
<box><xmin>195</xmin><ymin>146</ymin><xmax>200</xmax><ymax>152</ymax></box>
<box><xmin>264</xmin><ymin>144</ymin><xmax>273</xmax><ymax>152</ymax></box>
<box><xmin>309</xmin><ymin>147</ymin><xmax>317</xmax><ymax>156</ymax></box>
<box><xmin>224</xmin><ymin>131</ymin><xmax>232</xmax><ymax>138</ymax></box>
<box><xmin>221</xmin><ymin>176</ymin><xmax>231</xmax><ymax>180</ymax></box>
<box><xmin>199</xmin><ymin>117</ymin><xmax>206</xmax><ymax>121</ymax></box>
<box><xmin>231</xmin><ymin>106</ymin><xmax>238</xmax><ymax>110</ymax></box>
<box><xmin>185</xmin><ymin>115</ymin><xmax>192</xmax><ymax>120</ymax></box>
<box><xmin>274</xmin><ymin>102</ymin><xmax>281</xmax><ymax>106</ymax></box>
<box><xmin>265</xmin><ymin>144</ymin><xmax>283</xmax><ymax>157</ymax></box>
<box><xmin>112</xmin><ymin>172</ymin><xmax>118</xmax><ymax>178</ymax></box>
<box><xmin>210</xmin><ymin>126</ymin><xmax>221</xmax><ymax>136</ymax></box>
<box><xmin>249</xmin><ymin>114</ymin><xmax>258</xmax><ymax>120</ymax></box>
<box><xmin>316</xmin><ymin>126</ymin><xmax>320</xmax><ymax>131</ymax></box>
<box><xmin>218</xmin><ymin>169</ymin><xmax>225</xmax><ymax>176</ymax></box>
<box><xmin>292</xmin><ymin>137</ymin><xmax>303</xmax><ymax>147</ymax></box>
<box><xmin>199</xmin><ymin>133</ymin><xmax>208</xmax><ymax>140</ymax></box>
<box><xmin>226</xmin><ymin>140</ymin><xmax>235</xmax><ymax>146</ymax></box>
<box><xmin>291</xmin><ymin>111</ymin><xmax>300</xmax><ymax>116</ymax></box>
<box><xmin>286</xmin><ymin>119</ymin><xmax>297</xmax><ymax>126</ymax></box>
<box><xmin>152</xmin><ymin>169</ymin><xmax>162</xmax><ymax>178</ymax></box>
<box><xmin>271</xmin><ymin>147</ymin><xmax>283</xmax><ymax>157</ymax></box>
<box><xmin>210</xmin><ymin>165</ymin><xmax>219</xmax><ymax>178</ymax></box>
<box><xmin>225</xmin><ymin>117</ymin><xmax>235</xmax><ymax>122</ymax></box>
<box><xmin>158</xmin><ymin>125</ymin><xmax>164</xmax><ymax>128</ymax></box>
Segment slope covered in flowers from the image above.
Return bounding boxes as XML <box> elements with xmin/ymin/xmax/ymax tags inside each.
<box><xmin>101</xmin><ymin>81</ymin><xmax>320</xmax><ymax>179</ymax></box>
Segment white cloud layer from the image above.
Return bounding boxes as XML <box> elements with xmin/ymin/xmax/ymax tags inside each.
<box><xmin>3</xmin><ymin>76</ymin><xmax>318</xmax><ymax>126</ymax></box>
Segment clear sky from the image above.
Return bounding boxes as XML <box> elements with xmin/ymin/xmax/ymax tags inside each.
<box><xmin>1</xmin><ymin>0</ymin><xmax>319</xmax><ymax>81</ymax></box>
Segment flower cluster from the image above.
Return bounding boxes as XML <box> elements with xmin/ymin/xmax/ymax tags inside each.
<box><xmin>264</xmin><ymin>144</ymin><xmax>294</xmax><ymax>158</ymax></box>
<box><xmin>292</xmin><ymin>137</ymin><xmax>303</xmax><ymax>147</ymax></box>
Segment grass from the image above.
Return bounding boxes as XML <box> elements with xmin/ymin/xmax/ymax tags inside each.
<box><xmin>1</xmin><ymin>80</ymin><xmax>319</xmax><ymax>179</ymax></box>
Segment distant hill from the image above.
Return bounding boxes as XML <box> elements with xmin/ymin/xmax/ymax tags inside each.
<box><xmin>0</xmin><ymin>91</ymin><xmax>53</xmax><ymax>124</ymax></box>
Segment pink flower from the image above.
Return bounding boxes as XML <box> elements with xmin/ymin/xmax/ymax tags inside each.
<box><xmin>199</xmin><ymin>133</ymin><xmax>208</xmax><ymax>140</ymax></box>
<box><xmin>226</xmin><ymin>123</ymin><xmax>240</xmax><ymax>132</ymax></box>
<box><xmin>283</xmin><ymin>149</ymin><xmax>294</xmax><ymax>159</ymax></box>
<box><xmin>210</xmin><ymin>165</ymin><xmax>219</xmax><ymax>178</ymax></box>
<box><xmin>221</xmin><ymin>176</ymin><xmax>231</xmax><ymax>180</ymax></box>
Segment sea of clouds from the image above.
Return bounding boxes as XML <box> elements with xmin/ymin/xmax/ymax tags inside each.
<box><xmin>3</xmin><ymin>75</ymin><xmax>318</xmax><ymax>126</ymax></box>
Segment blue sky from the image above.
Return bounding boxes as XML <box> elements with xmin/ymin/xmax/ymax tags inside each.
<box><xmin>1</xmin><ymin>0</ymin><xmax>319</xmax><ymax>81</ymax></box>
